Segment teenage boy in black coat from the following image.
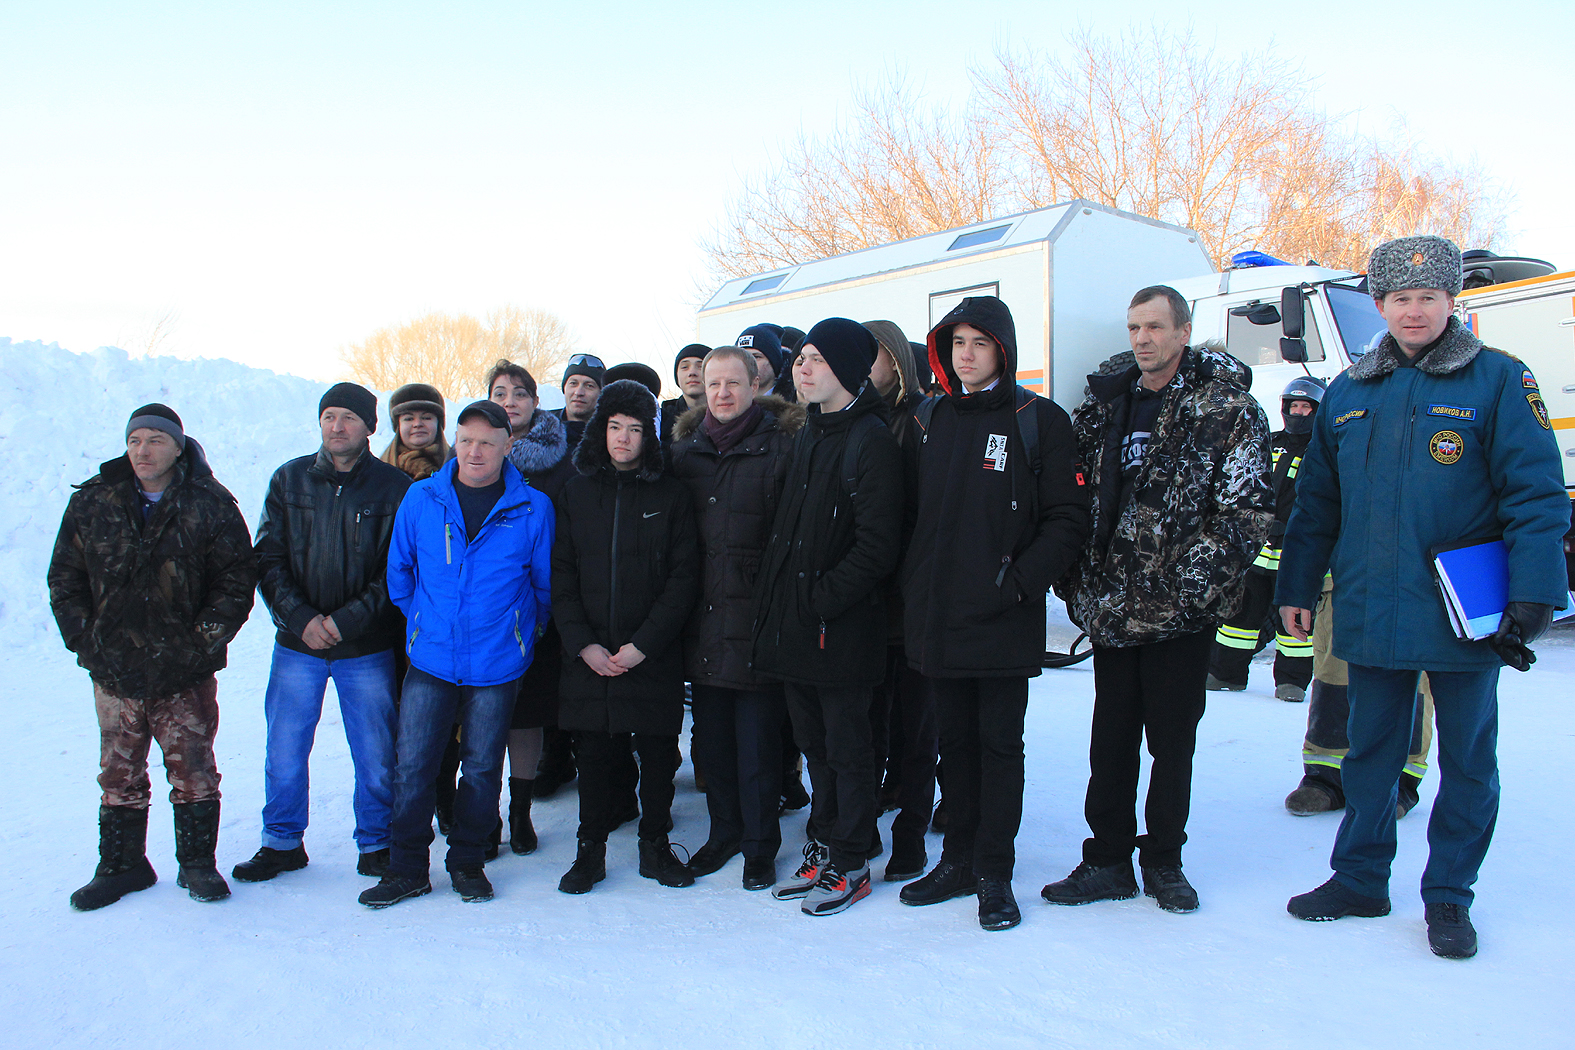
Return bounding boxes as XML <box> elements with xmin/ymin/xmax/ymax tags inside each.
<box><xmin>552</xmin><ymin>380</ymin><xmax>702</xmax><ymax>894</ymax></box>
<box><xmin>752</xmin><ymin>317</ymin><xmax>904</xmax><ymax>916</ymax></box>
<box><xmin>896</xmin><ymin>296</ymin><xmax>1092</xmax><ymax>931</ymax></box>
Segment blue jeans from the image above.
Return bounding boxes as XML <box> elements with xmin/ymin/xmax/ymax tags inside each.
<box><xmin>388</xmin><ymin>666</ymin><xmax>517</xmax><ymax>875</ymax></box>
<box><xmin>1333</xmin><ymin>664</ymin><xmax>1500</xmax><ymax>906</ymax></box>
<box><xmin>261</xmin><ymin>644</ymin><xmax>398</xmax><ymax>852</ymax></box>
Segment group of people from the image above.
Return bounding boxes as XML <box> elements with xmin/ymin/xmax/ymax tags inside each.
<box><xmin>50</xmin><ymin>234</ymin><xmax>1568</xmax><ymax>957</ymax></box>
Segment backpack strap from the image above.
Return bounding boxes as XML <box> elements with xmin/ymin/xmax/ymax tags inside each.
<box><xmin>913</xmin><ymin>396</ymin><xmax>938</xmax><ymax>442</ymax></box>
<box><xmin>841</xmin><ymin>412</ymin><xmax>885</xmax><ymax>499</ymax></box>
<box><xmin>1014</xmin><ymin>385</ymin><xmax>1041</xmax><ymax>476</ymax></box>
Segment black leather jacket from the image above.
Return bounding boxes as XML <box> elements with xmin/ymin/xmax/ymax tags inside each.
<box><xmin>254</xmin><ymin>446</ymin><xmax>412</xmax><ymax>660</ymax></box>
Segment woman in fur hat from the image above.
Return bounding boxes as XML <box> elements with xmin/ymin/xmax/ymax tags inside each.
<box><xmin>380</xmin><ymin>383</ymin><xmax>452</xmax><ymax>480</ymax></box>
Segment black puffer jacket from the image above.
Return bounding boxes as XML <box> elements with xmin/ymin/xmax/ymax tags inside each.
<box><xmin>902</xmin><ymin>296</ymin><xmax>1092</xmax><ymax>677</ymax></box>
<box><xmin>1055</xmin><ymin>346</ymin><xmax>1272</xmax><ymax>647</ymax></box>
<box><xmin>48</xmin><ymin>440</ymin><xmax>257</xmax><ymax>698</ymax></box>
<box><xmin>254</xmin><ymin>446</ymin><xmax>412</xmax><ymax>660</ymax></box>
<box><xmin>669</xmin><ymin>395</ymin><xmax>806</xmax><ymax>690</ymax></box>
<box><xmin>554</xmin><ymin>381</ymin><xmax>701</xmax><ymax>735</ymax></box>
<box><xmin>751</xmin><ymin>383</ymin><xmax>904</xmax><ymax>686</ymax></box>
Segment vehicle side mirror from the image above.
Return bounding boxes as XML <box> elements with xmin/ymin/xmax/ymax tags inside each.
<box><xmin>1280</xmin><ymin>337</ymin><xmax>1307</xmax><ymax>363</ymax></box>
<box><xmin>1281</xmin><ymin>286</ymin><xmax>1305</xmax><ymax>339</ymax></box>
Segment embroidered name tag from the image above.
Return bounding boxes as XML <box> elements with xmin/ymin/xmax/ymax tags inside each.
<box><xmin>1427</xmin><ymin>404</ymin><xmax>1477</xmax><ymax>421</ymax></box>
<box><xmin>1333</xmin><ymin>409</ymin><xmax>1367</xmax><ymax>427</ymax></box>
<box><xmin>984</xmin><ymin>433</ymin><xmax>1009</xmax><ymax>471</ymax></box>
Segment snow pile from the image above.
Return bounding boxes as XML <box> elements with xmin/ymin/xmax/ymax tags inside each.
<box><xmin>0</xmin><ymin>339</ymin><xmax>336</xmax><ymax>641</ymax></box>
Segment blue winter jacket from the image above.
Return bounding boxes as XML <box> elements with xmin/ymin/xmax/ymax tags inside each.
<box><xmin>387</xmin><ymin>459</ymin><xmax>554</xmax><ymax>687</ymax></box>
<box><xmin>1276</xmin><ymin>317</ymin><xmax>1568</xmax><ymax>670</ymax></box>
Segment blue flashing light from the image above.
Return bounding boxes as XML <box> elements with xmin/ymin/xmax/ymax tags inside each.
<box><xmin>1231</xmin><ymin>250</ymin><xmax>1291</xmax><ymax>268</ymax></box>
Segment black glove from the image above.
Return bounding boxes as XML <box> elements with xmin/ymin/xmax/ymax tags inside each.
<box><xmin>1487</xmin><ymin>601</ymin><xmax>1554</xmax><ymax>672</ymax></box>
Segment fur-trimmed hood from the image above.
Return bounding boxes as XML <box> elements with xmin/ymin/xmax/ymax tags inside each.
<box><xmin>1348</xmin><ymin>315</ymin><xmax>1482</xmax><ymax>380</ymax></box>
<box><xmin>573</xmin><ymin>379</ymin><xmax>663</xmax><ymax>480</ymax></box>
<box><xmin>1085</xmin><ymin>344</ymin><xmax>1253</xmax><ymax>404</ymax></box>
<box><xmin>672</xmin><ymin>393</ymin><xmax>807</xmax><ymax>443</ymax></box>
<box><xmin>507</xmin><ymin>406</ymin><xmax>569</xmax><ymax>476</ymax></box>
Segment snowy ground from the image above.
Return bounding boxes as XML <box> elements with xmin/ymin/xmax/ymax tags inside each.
<box><xmin>2</xmin><ymin>341</ymin><xmax>1570</xmax><ymax>1049</ymax></box>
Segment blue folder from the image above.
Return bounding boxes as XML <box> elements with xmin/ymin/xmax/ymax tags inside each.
<box><xmin>1430</xmin><ymin>537</ymin><xmax>1508</xmax><ymax>641</ymax></box>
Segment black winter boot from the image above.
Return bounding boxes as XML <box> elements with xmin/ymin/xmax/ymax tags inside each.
<box><xmin>638</xmin><ymin>837</ymin><xmax>696</xmax><ymax>888</ymax></box>
<box><xmin>509</xmin><ymin>777</ymin><xmax>538</xmax><ymax>855</ymax></box>
<box><xmin>558</xmin><ymin>838</ymin><xmax>606</xmax><ymax>894</ymax></box>
<box><xmin>173</xmin><ymin>799</ymin><xmax>230</xmax><ymax>902</ymax></box>
<box><xmin>70</xmin><ymin>805</ymin><xmax>157</xmax><ymax>911</ymax></box>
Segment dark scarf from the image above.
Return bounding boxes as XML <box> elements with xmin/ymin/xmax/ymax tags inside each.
<box><xmin>703</xmin><ymin>401</ymin><xmax>764</xmax><ymax>455</ymax></box>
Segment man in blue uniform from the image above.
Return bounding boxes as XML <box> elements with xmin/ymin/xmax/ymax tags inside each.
<box><xmin>1276</xmin><ymin>235</ymin><xmax>1568</xmax><ymax>959</ymax></box>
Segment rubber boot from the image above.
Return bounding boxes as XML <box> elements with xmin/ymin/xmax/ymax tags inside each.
<box><xmin>509</xmin><ymin>777</ymin><xmax>538</xmax><ymax>855</ymax></box>
<box><xmin>70</xmin><ymin>805</ymin><xmax>157</xmax><ymax>911</ymax></box>
<box><xmin>173</xmin><ymin>799</ymin><xmax>230</xmax><ymax>902</ymax></box>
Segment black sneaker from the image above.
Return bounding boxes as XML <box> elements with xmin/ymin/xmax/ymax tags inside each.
<box><xmin>1141</xmin><ymin>865</ymin><xmax>1199</xmax><ymax>913</ymax></box>
<box><xmin>357</xmin><ymin>848</ymin><xmax>390</xmax><ymax>878</ymax></box>
<box><xmin>232</xmin><ymin>845</ymin><xmax>308</xmax><ymax>883</ymax></box>
<box><xmin>358</xmin><ymin>873</ymin><xmax>432</xmax><ymax>909</ymax></box>
<box><xmin>742</xmin><ymin>855</ymin><xmax>777</xmax><ymax>891</ymax></box>
<box><xmin>450</xmin><ymin>867</ymin><xmax>494</xmax><ymax>902</ymax></box>
<box><xmin>899</xmin><ymin>860</ymin><xmax>976</xmax><ymax>906</ymax></box>
<box><xmin>1287</xmin><ymin>878</ymin><xmax>1391</xmax><ymax>921</ymax></box>
<box><xmin>1425</xmin><ymin>902</ymin><xmax>1477</xmax><ymax>959</ymax></box>
<box><xmin>1040</xmin><ymin>861</ymin><xmax>1139</xmax><ymax>905</ymax></box>
<box><xmin>977</xmin><ymin>876</ymin><xmax>1021</xmax><ymax>930</ymax></box>
<box><xmin>686</xmin><ymin>838</ymin><xmax>741</xmax><ymax>878</ymax></box>
<box><xmin>638</xmin><ymin>838</ymin><xmax>696</xmax><ymax>888</ymax></box>
<box><xmin>558</xmin><ymin>839</ymin><xmax>606</xmax><ymax>895</ymax></box>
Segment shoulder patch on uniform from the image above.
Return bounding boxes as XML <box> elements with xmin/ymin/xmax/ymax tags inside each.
<box><xmin>1528</xmin><ymin>392</ymin><xmax>1551</xmax><ymax>429</ymax></box>
<box><xmin>1522</xmin><ymin>368</ymin><xmax>1539</xmax><ymax>390</ymax></box>
<box><xmin>1333</xmin><ymin>409</ymin><xmax>1367</xmax><ymax>427</ymax></box>
<box><xmin>1427</xmin><ymin>404</ymin><xmax>1477</xmax><ymax>421</ymax></box>
<box><xmin>1430</xmin><ymin>431</ymin><xmax>1463</xmax><ymax>464</ymax></box>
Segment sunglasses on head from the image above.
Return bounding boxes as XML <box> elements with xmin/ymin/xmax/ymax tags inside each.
<box><xmin>567</xmin><ymin>354</ymin><xmax>604</xmax><ymax>369</ymax></box>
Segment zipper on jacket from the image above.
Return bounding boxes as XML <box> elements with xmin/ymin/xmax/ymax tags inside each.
<box><xmin>608</xmin><ymin>482</ymin><xmax>622</xmax><ymax>639</ymax></box>
<box><xmin>995</xmin><ymin>555</ymin><xmax>1013</xmax><ymax>587</ymax></box>
<box><xmin>354</xmin><ymin>510</ymin><xmax>363</xmax><ymax>553</ymax></box>
<box><xmin>445</xmin><ymin>522</ymin><xmax>453</xmax><ymax>564</ymax></box>
<box><xmin>819</xmin><ymin>620</ymin><xmax>826</xmax><ymax>650</ymax></box>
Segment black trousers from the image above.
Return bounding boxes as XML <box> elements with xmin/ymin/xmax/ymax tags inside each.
<box><xmin>690</xmin><ymin>684</ymin><xmax>785</xmax><ymax>861</ymax></box>
<box><xmin>931</xmin><ymin>676</ymin><xmax>1029</xmax><ymax>879</ymax></box>
<box><xmin>783</xmin><ymin>682</ymin><xmax>878</xmax><ymax>871</ymax></box>
<box><xmin>1207</xmin><ymin>570</ymin><xmax>1313</xmax><ymax>689</ymax></box>
<box><xmin>1085</xmin><ymin>631</ymin><xmax>1211</xmax><ymax>869</ymax></box>
<box><xmin>574</xmin><ymin>731</ymin><xmax>679</xmax><ymax>844</ymax></box>
<box><xmin>882</xmin><ymin>646</ymin><xmax>939</xmax><ymax>844</ymax></box>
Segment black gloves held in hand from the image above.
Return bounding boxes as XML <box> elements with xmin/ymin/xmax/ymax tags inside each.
<box><xmin>1487</xmin><ymin>601</ymin><xmax>1555</xmax><ymax>672</ymax></box>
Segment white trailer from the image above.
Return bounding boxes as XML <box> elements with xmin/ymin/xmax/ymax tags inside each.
<box><xmin>696</xmin><ymin>201</ymin><xmax>1214</xmax><ymax>414</ymax></box>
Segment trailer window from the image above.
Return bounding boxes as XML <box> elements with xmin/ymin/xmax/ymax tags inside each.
<box><xmin>1325</xmin><ymin>284</ymin><xmax>1387</xmax><ymax>360</ymax></box>
<box><xmin>741</xmin><ymin>273</ymin><xmax>789</xmax><ymax>296</ymax></box>
<box><xmin>1225</xmin><ymin>298</ymin><xmax>1324</xmax><ymax>366</ymax></box>
<box><xmin>948</xmin><ymin>225</ymin><xmax>1010</xmax><ymax>252</ymax></box>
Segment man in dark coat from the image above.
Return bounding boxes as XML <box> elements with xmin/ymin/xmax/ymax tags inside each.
<box><xmin>896</xmin><ymin>296</ymin><xmax>1092</xmax><ymax>931</ymax></box>
<box><xmin>49</xmin><ymin>404</ymin><xmax>256</xmax><ymax>910</ymax></box>
<box><xmin>670</xmin><ymin>346</ymin><xmax>804</xmax><ymax>889</ymax></box>
<box><xmin>660</xmin><ymin>343</ymin><xmax>709</xmax><ymax>446</ymax></box>
<box><xmin>552</xmin><ymin>353</ymin><xmax>605</xmax><ymax>452</ymax></box>
<box><xmin>1046</xmin><ymin>285</ymin><xmax>1272</xmax><ymax>915</ymax></box>
<box><xmin>238</xmin><ymin>382</ymin><xmax>412</xmax><ymax>885</ymax></box>
<box><xmin>752</xmin><ymin>317</ymin><xmax>904</xmax><ymax>916</ymax></box>
<box><xmin>1277</xmin><ymin>235</ymin><xmax>1569</xmax><ymax>959</ymax></box>
<box><xmin>553</xmin><ymin>380</ymin><xmax>702</xmax><ymax>894</ymax></box>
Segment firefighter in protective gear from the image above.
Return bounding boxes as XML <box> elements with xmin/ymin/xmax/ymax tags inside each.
<box><xmin>1205</xmin><ymin>376</ymin><xmax>1326</xmax><ymax>700</ymax></box>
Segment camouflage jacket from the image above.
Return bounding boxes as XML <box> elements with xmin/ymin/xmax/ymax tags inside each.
<box><xmin>48</xmin><ymin>440</ymin><xmax>257</xmax><ymax>698</ymax></box>
<box><xmin>1054</xmin><ymin>346</ymin><xmax>1272</xmax><ymax>647</ymax></box>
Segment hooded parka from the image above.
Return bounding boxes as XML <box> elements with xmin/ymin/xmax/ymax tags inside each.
<box><xmin>554</xmin><ymin>381</ymin><xmax>701</xmax><ymax>735</ymax></box>
<box><xmin>901</xmin><ymin>296</ymin><xmax>1092</xmax><ymax>677</ymax></box>
<box><xmin>669</xmin><ymin>394</ymin><xmax>805</xmax><ymax>690</ymax></box>
<box><xmin>48</xmin><ymin>439</ymin><xmax>257</xmax><ymax>699</ymax></box>
<box><xmin>751</xmin><ymin>382</ymin><xmax>904</xmax><ymax>687</ymax></box>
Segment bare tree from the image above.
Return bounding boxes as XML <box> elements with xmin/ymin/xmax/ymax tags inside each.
<box><xmin>340</xmin><ymin>307</ymin><xmax>576</xmax><ymax>398</ymax></box>
<box><xmin>704</xmin><ymin>27</ymin><xmax>1508</xmax><ymax>282</ymax></box>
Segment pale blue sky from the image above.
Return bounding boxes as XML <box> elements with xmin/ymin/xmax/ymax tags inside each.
<box><xmin>2</xmin><ymin>1</ymin><xmax>1570</xmax><ymax>385</ymax></box>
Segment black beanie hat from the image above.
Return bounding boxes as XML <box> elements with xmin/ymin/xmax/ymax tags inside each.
<box><xmin>561</xmin><ymin>354</ymin><xmax>606</xmax><ymax>390</ymax></box>
<box><xmin>780</xmin><ymin>326</ymin><xmax>807</xmax><ymax>353</ymax></box>
<box><xmin>604</xmin><ymin>362</ymin><xmax>663</xmax><ymax>399</ymax></box>
<box><xmin>126</xmin><ymin>403</ymin><xmax>186</xmax><ymax>450</ymax></box>
<box><xmin>802</xmin><ymin>317</ymin><xmax>877</xmax><ymax>398</ymax></box>
<box><xmin>319</xmin><ymin>382</ymin><xmax>379</xmax><ymax>434</ymax></box>
<box><xmin>388</xmin><ymin>383</ymin><xmax>446</xmax><ymax>430</ymax></box>
<box><xmin>736</xmin><ymin>325</ymin><xmax>785</xmax><ymax>376</ymax></box>
<box><xmin>673</xmin><ymin>343</ymin><xmax>709</xmax><ymax>381</ymax></box>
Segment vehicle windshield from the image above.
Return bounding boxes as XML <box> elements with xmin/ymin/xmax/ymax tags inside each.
<box><xmin>1324</xmin><ymin>282</ymin><xmax>1387</xmax><ymax>359</ymax></box>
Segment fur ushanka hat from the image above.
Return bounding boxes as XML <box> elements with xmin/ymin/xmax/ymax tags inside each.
<box><xmin>573</xmin><ymin>379</ymin><xmax>662</xmax><ymax>481</ymax></box>
<box><xmin>1368</xmin><ymin>235</ymin><xmax>1463</xmax><ymax>299</ymax></box>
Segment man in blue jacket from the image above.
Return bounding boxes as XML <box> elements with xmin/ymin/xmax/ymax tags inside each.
<box><xmin>1277</xmin><ymin>235</ymin><xmax>1568</xmax><ymax>959</ymax></box>
<box><xmin>359</xmin><ymin>400</ymin><xmax>554</xmax><ymax>908</ymax></box>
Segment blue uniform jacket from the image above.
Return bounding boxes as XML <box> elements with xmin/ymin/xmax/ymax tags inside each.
<box><xmin>1276</xmin><ymin>317</ymin><xmax>1568</xmax><ymax>670</ymax></box>
<box><xmin>387</xmin><ymin>459</ymin><xmax>554</xmax><ymax>686</ymax></box>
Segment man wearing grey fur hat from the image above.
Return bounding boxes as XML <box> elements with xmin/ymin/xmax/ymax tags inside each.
<box><xmin>1277</xmin><ymin>235</ymin><xmax>1569</xmax><ymax>958</ymax></box>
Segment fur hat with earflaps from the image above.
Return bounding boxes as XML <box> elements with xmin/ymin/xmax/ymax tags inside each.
<box><xmin>1368</xmin><ymin>235</ymin><xmax>1463</xmax><ymax>299</ymax></box>
<box><xmin>573</xmin><ymin>379</ymin><xmax>663</xmax><ymax>481</ymax></box>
